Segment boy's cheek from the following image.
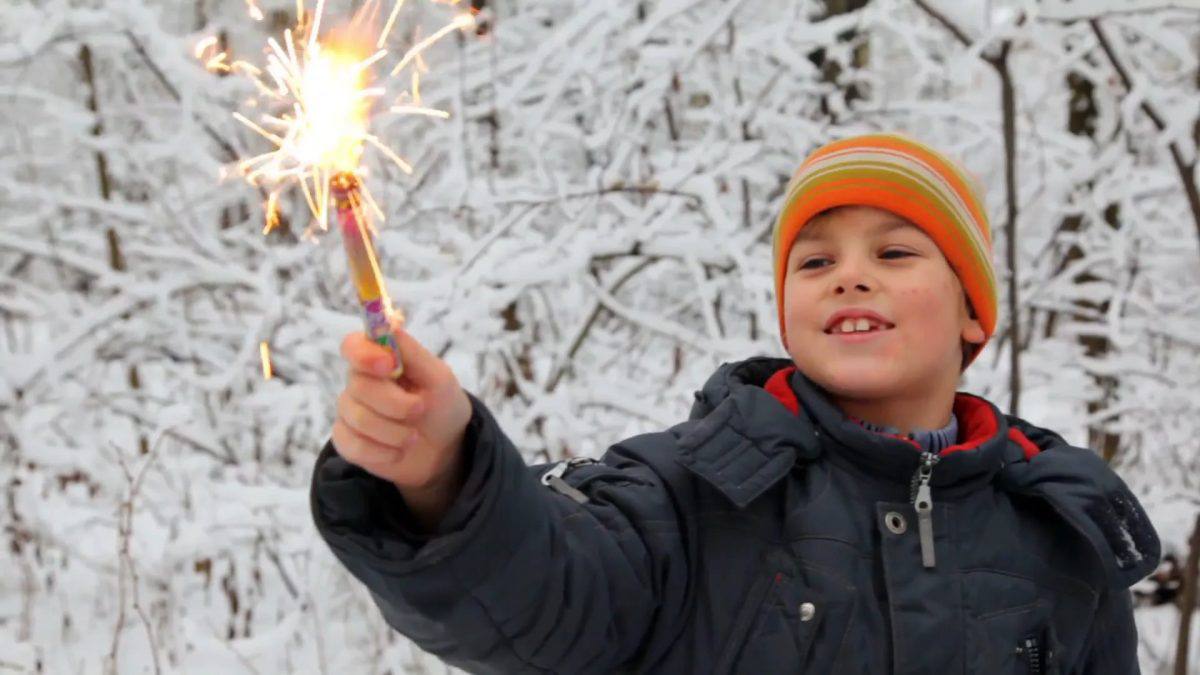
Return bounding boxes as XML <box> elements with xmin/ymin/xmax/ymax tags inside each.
<box><xmin>783</xmin><ymin>301</ymin><xmax>815</xmax><ymax>338</ymax></box>
<box><xmin>896</xmin><ymin>285</ymin><xmax>959</xmax><ymax>339</ymax></box>
<box><xmin>897</xmin><ymin>280</ymin><xmax>950</xmax><ymax>309</ymax></box>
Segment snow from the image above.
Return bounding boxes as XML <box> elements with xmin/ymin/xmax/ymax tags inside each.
<box><xmin>1</xmin><ymin>0</ymin><xmax>1197</xmax><ymax>672</ymax></box>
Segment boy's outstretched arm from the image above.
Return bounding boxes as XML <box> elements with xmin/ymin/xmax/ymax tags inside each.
<box><xmin>311</xmin><ymin>389</ymin><xmax>691</xmax><ymax>674</ymax></box>
<box><xmin>1077</xmin><ymin>588</ymin><xmax>1141</xmax><ymax>674</ymax></box>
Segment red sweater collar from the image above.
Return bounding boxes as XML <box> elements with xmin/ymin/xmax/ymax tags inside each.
<box><xmin>762</xmin><ymin>365</ymin><xmax>1039</xmax><ymax>460</ymax></box>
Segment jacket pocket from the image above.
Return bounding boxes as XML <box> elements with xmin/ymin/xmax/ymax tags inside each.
<box><xmin>966</xmin><ymin>599</ymin><xmax>1063</xmax><ymax>675</ymax></box>
<box><xmin>716</xmin><ymin>569</ymin><xmax>851</xmax><ymax>675</ymax></box>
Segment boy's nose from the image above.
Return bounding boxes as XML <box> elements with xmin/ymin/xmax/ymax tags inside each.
<box><xmin>830</xmin><ymin>255</ymin><xmax>877</xmax><ymax>294</ymax></box>
<box><xmin>835</xmin><ymin>281</ymin><xmax>872</xmax><ymax>294</ymax></box>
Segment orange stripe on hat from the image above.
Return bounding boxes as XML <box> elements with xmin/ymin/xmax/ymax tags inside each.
<box><xmin>798</xmin><ymin>135</ymin><xmax>991</xmax><ymax>242</ymax></box>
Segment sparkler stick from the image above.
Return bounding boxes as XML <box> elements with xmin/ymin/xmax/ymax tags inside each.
<box><xmin>202</xmin><ymin>1</ymin><xmax>477</xmax><ymax>380</ymax></box>
<box><xmin>331</xmin><ymin>172</ymin><xmax>405</xmax><ymax>378</ymax></box>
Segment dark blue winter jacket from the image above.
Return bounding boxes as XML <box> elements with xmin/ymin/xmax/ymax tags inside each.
<box><xmin>310</xmin><ymin>356</ymin><xmax>1160</xmax><ymax>674</ymax></box>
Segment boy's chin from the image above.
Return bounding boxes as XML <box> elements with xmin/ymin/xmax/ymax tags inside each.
<box><xmin>801</xmin><ymin>362</ymin><xmax>914</xmax><ymax>400</ymax></box>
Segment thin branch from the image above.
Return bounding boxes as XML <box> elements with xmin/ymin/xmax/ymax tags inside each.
<box><xmin>1038</xmin><ymin>2</ymin><xmax>1200</xmax><ymax>23</ymax></box>
<box><xmin>545</xmin><ymin>255</ymin><xmax>660</xmax><ymax>393</ymax></box>
<box><xmin>910</xmin><ymin>0</ymin><xmax>973</xmax><ymax>47</ymax></box>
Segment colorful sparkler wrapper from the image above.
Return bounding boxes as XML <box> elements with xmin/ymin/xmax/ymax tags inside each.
<box><xmin>330</xmin><ymin>173</ymin><xmax>405</xmax><ymax>379</ymax></box>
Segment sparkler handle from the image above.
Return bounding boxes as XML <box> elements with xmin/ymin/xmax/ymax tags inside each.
<box><xmin>332</xmin><ymin>174</ymin><xmax>405</xmax><ymax>379</ymax></box>
<box><xmin>360</xmin><ymin>298</ymin><xmax>406</xmax><ymax>380</ymax></box>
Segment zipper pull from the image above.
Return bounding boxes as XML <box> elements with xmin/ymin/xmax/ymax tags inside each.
<box><xmin>539</xmin><ymin>457</ymin><xmax>597</xmax><ymax>504</ymax></box>
<box><xmin>911</xmin><ymin>451</ymin><xmax>940</xmax><ymax>569</ymax></box>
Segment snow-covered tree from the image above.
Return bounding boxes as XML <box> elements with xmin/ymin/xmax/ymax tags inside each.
<box><xmin>1</xmin><ymin>0</ymin><xmax>1196</xmax><ymax>671</ymax></box>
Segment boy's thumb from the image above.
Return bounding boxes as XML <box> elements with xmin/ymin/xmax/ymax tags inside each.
<box><xmin>390</xmin><ymin>326</ymin><xmax>442</xmax><ymax>384</ymax></box>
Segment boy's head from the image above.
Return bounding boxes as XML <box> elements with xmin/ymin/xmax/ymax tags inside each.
<box><xmin>772</xmin><ymin>133</ymin><xmax>997</xmax><ymax>401</ymax></box>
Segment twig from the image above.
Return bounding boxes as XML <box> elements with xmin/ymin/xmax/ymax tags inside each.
<box><xmin>1037</xmin><ymin>2</ymin><xmax>1200</xmax><ymax>23</ymax></box>
<box><xmin>911</xmin><ymin>0</ymin><xmax>973</xmax><ymax>47</ymax></box>
<box><xmin>545</xmin><ymin>255</ymin><xmax>659</xmax><ymax>392</ymax></box>
<box><xmin>584</xmin><ymin>273</ymin><xmax>716</xmax><ymax>353</ymax></box>
<box><xmin>257</xmin><ymin>531</ymin><xmax>299</xmax><ymax>600</ymax></box>
<box><xmin>105</xmin><ymin>403</ymin><xmax>236</xmax><ymax>465</ymax></box>
<box><xmin>106</xmin><ymin>431</ymin><xmax>169</xmax><ymax>675</ymax></box>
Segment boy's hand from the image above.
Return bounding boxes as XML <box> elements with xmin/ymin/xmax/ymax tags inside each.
<box><xmin>332</xmin><ymin>326</ymin><xmax>473</xmax><ymax>528</ymax></box>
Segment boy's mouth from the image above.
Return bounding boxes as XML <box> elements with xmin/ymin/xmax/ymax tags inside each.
<box><xmin>822</xmin><ymin>307</ymin><xmax>896</xmax><ymax>335</ymax></box>
<box><xmin>824</xmin><ymin>317</ymin><xmax>896</xmax><ymax>335</ymax></box>
<box><xmin>826</xmin><ymin>321</ymin><xmax>896</xmax><ymax>344</ymax></box>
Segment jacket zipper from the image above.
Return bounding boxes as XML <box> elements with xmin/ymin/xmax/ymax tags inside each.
<box><xmin>1024</xmin><ymin>635</ymin><xmax>1043</xmax><ymax>674</ymax></box>
<box><xmin>909</xmin><ymin>449</ymin><xmax>940</xmax><ymax>569</ymax></box>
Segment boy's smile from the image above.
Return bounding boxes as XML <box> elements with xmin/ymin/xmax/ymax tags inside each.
<box><xmin>782</xmin><ymin>205</ymin><xmax>985</xmax><ymax>433</ymax></box>
<box><xmin>823</xmin><ymin>307</ymin><xmax>895</xmax><ymax>340</ymax></box>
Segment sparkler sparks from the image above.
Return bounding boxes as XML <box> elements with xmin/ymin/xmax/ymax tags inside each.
<box><xmin>246</xmin><ymin>0</ymin><xmax>265</xmax><ymax>22</ymax></box>
<box><xmin>206</xmin><ymin>0</ymin><xmax>477</xmax><ymax>381</ymax></box>
<box><xmin>206</xmin><ymin>0</ymin><xmax>476</xmax><ymax>238</ymax></box>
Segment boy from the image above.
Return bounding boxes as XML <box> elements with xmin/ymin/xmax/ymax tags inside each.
<box><xmin>311</xmin><ymin>133</ymin><xmax>1160</xmax><ymax>673</ymax></box>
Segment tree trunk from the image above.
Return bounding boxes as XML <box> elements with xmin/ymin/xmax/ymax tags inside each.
<box><xmin>993</xmin><ymin>43</ymin><xmax>1022</xmax><ymax>417</ymax></box>
<box><xmin>80</xmin><ymin>44</ymin><xmax>147</xmax><ymax>457</ymax></box>
<box><xmin>1175</xmin><ymin>513</ymin><xmax>1200</xmax><ymax>675</ymax></box>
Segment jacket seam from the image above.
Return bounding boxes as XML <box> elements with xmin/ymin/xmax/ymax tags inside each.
<box><xmin>458</xmin><ymin>579</ymin><xmax>554</xmax><ymax>674</ymax></box>
<box><xmin>959</xmin><ymin>566</ymin><xmax>1099</xmax><ymax>606</ymax></box>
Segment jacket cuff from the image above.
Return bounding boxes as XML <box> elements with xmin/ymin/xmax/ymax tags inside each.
<box><xmin>310</xmin><ymin>390</ymin><xmax>507</xmax><ymax>572</ymax></box>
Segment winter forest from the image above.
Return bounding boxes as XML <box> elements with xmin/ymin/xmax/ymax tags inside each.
<box><xmin>1</xmin><ymin>0</ymin><xmax>1198</xmax><ymax>672</ymax></box>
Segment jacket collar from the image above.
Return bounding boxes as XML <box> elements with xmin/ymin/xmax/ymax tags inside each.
<box><xmin>783</xmin><ymin>364</ymin><xmax>1025</xmax><ymax>492</ymax></box>
<box><xmin>678</xmin><ymin>357</ymin><xmax>1024</xmax><ymax>505</ymax></box>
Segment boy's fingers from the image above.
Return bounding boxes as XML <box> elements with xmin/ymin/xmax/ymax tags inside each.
<box><xmin>332</xmin><ymin>418</ymin><xmax>407</xmax><ymax>468</ymax></box>
<box><xmin>346</xmin><ymin>373</ymin><xmax>425</xmax><ymax>422</ymax></box>
<box><xmin>341</xmin><ymin>331</ymin><xmax>394</xmax><ymax>375</ymax></box>
<box><xmin>388</xmin><ymin>327</ymin><xmax>443</xmax><ymax>386</ymax></box>
<box><xmin>340</xmin><ymin>327</ymin><xmax>450</xmax><ymax>383</ymax></box>
<box><xmin>336</xmin><ymin>393</ymin><xmax>414</xmax><ymax>450</ymax></box>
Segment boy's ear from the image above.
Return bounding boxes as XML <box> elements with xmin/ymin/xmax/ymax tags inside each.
<box><xmin>961</xmin><ymin>293</ymin><xmax>986</xmax><ymax>346</ymax></box>
<box><xmin>962</xmin><ymin>320</ymin><xmax>986</xmax><ymax>346</ymax></box>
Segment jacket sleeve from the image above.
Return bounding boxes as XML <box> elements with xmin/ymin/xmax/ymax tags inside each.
<box><xmin>309</xmin><ymin>390</ymin><xmax>692</xmax><ymax>674</ymax></box>
<box><xmin>1077</xmin><ymin>588</ymin><xmax>1141</xmax><ymax>674</ymax></box>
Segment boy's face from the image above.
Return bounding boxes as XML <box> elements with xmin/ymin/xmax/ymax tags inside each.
<box><xmin>782</xmin><ymin>206</ymin><xmax>985</xmax><ymax>402</ymax></box>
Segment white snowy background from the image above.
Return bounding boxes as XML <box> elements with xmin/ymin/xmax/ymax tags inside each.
<box><xmin>1</xmin><ymin>0</ymin><xmax>1198</xmax><ymax>672</ymax></box>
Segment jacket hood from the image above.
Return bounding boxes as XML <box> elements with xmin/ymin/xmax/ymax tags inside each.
<box><xmin>995</xmin><ymin>419</ymin><xmax>1161</xmax><ymax>589</ymax></box>
<box><xmin>681</xmin><ymin>356</ymin><xmax>1160</xmax><ymax>589</ymax></box>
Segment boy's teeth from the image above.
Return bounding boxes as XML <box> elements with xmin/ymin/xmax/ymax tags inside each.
<box><xmin>834</xmin><ymin>317</ymin><xmax>886</xmax><ymax>333</ymax></box>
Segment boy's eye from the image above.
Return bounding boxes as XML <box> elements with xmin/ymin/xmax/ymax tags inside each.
<box><xmin>796</xmin><ymin>249</ymin><xmax>913</xmax><ymax>270</ymax></box>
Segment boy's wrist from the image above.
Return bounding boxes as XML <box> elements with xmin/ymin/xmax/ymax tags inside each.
<box><xmin>394</xmin><ymin>440</ymin><xmax>467</xmax><ymax>533</ymax></box>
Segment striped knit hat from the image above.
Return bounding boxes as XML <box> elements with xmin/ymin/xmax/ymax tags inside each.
<box><xmin>772</xmin><ymin>133</ymin><xmax>998</xmax><ymax>368</ymax></box>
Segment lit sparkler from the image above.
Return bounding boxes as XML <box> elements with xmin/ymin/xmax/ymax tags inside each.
<box><xmin>204</xmin><ymin>0</ymin><xmax>477</xmax><ymax>379</ymax></box>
